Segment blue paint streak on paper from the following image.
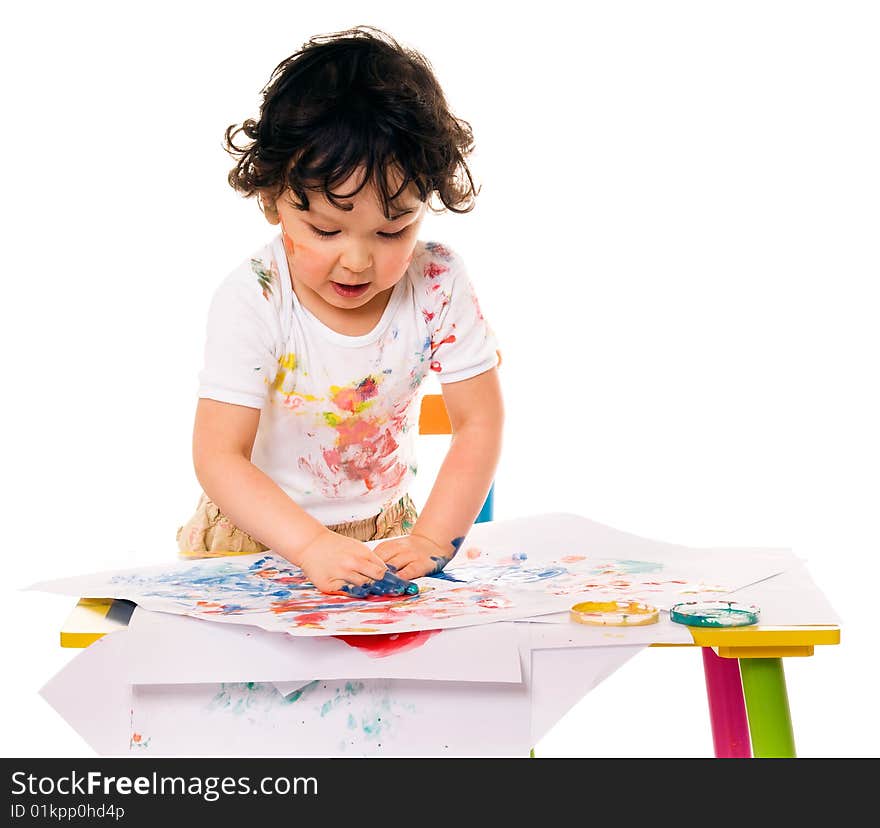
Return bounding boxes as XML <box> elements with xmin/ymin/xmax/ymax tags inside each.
<box><xmin>427</xmin><ymin>570</ymin><xmax>467</xmax><ymax>582</ymax></box>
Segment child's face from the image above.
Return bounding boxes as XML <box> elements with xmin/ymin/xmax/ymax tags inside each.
<box><xmin>271</xmin><ymin>170</ymin><xmax>426</xmax><ymax>318</ymax></box>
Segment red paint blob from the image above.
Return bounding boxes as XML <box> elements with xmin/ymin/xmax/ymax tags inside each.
<box><xmin>333</xmin><ymin>629</ymin><xmax>441</xmax><ymax>658</ymax></box>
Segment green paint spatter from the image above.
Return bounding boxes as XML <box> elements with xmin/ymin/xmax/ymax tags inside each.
<box><xmin>209</xmin><ymin>681</ymin><xmax>302</xmax><ymax>717</ymax></box>
<box><xmin>209</xmin><ymin>686</ymin><xmax>232</xmax><ymax>710</ymax></box>
<box><xmin>284</xmin><ymin>681</ymin><xmax>319</xmax><ymax>704</ymax></box>
<box><xmin>347</xmin><ymin>714</ymin><xmax>357</xmax><ymax>730</ymax></box>
<box><xmin>319</xmin><ymin>681</ymin><xmax>368</xmax><ymax>718</ymax></box>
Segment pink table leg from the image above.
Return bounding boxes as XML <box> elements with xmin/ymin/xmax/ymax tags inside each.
<box><xmin>701</xmin><ymin>647</ymin><xmax>752</xmax><ymax>758</ymax></box>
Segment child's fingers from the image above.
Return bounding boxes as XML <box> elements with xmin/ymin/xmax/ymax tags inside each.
<box><xmin>373</xmin><ymin>543</ymin><xmax>401</xmax><ymax>562</ymax></box>
<box><xmin>393</xmin><ymin>563</ymin><xmax>422</xmax><ymax>581</ymax></box>
<box><xmin>380</xmin><ymin>551</ymin><xmax>412</xmax><ymax>571</ymax></box>
<box><xmin>367</xmin><ymin>560</ymin><xmax>390</xmax><ymax>581</ymax></box>
<box><xmin>390</xmin><ymin>556</ymin><xmax>428</xmax><ymax>581</ymax></box>
<box><xmin>371</xmin><ymin>555</ymin><xmax>391</xmax><ymax>579</ymax></box>
<box><xmin>342</xmin><ymin>553</ymin><xmax>386</xmax><ymax>583</ymax></box>
<box><xmin>364</xmin><ymin>551</ymin><xmax>390</xmax><ymax>579</ymax></box>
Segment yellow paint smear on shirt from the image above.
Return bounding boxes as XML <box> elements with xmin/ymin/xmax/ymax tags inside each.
<box><xmin>272</xmin><ymin>352</ymin><xmax>297</xmax><ymax>392</ymax></box>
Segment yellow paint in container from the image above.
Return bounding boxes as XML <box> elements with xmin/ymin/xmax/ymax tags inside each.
<box><xmin>569</xmin><ymin>600</ymin><xmax>660</xmax><ymax>626</ymax></box>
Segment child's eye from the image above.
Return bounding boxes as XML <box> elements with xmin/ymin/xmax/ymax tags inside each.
<box><xmin>308</xmin><ymin>225</ymin><xmax>340</xmax><ymax>238</ymax></box>
<box><xmin>377</xmin><ymin>228</ymin><xmax>409</xmax><ymax>240</ymax></box>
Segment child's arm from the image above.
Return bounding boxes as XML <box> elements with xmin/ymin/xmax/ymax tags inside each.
<box><xmin>375</xmin><ymin>367</ymin><xmax>503</xmax><ymax>579</ymax></box>
<box><xmin>192</xmin><ymin>398</ymin><xmax>388</xmax><ymax>592</ymax></box>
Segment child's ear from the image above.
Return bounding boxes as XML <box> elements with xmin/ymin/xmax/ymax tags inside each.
<box><xmin>258</xmin><ymin>192</ymin><xmax>281</xmax><ymax>225</ymax></box>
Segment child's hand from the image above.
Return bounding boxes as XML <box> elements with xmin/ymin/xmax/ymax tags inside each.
<box><xmin>299</xmin><ymin>530</ymin><xmax>389</xmax><ymax>595</ymax></box>
<box><xmin>373</xmin><ymin>533</ymin><xmax>453</xmax><ymax>581</ymax></box>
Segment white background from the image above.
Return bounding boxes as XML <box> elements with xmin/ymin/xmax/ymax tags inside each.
<box><xmin>2</xmin><ymin>1</ymin><xmax>877</xmax><ymax>758</ymax></box>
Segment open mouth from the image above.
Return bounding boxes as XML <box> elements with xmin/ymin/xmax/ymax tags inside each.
<box><xmin>331</xmin><ymin>281</ymin><xmax>370</xmax><ymax>298</ymax></box>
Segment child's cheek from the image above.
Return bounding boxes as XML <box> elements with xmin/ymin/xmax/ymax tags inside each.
<box><xmin>291</xmin><ymin>241</ymin><xmax>324</xmax><ymax>268</ymax></box>
<box><xmin>389</xmin><ymin>245</ymin><xmax>416</xmax><ymax>273</ymax></box>
<box><xmin>290</xmin><ymin>241</ymin><xmax>336</xmax><ymax>285</ymax></box>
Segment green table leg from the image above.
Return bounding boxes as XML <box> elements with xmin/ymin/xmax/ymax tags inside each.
<box><xmin>739</xmin><ymin>657</ymin><xmax>796</xmax><ymax>757</ymax></box>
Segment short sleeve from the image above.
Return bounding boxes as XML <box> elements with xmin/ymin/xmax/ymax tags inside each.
<box><xmin>197</xmin><ymin>262</ymin><xmax>283</xmax><ymax>409</ymax></box>
<box><xmin>421</xmin><ymin>242</ymin><xmax>500</xmax><ymax>385</ymax></box>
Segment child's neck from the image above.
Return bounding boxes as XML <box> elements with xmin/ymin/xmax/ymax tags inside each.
<box><xmin>292</xmin><ymin>278</ymin><xmax>394</xmax><ymax>337</ymax></box>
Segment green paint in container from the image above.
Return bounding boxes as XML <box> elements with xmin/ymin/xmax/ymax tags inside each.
<box><xmin>669</xmin><ymin>600</ymin><xmax>760</xmax><ymax>627</ymax></box>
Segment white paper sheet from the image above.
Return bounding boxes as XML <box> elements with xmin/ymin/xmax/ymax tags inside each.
<box><xmin>529</xmin><ymin>645</ymin><xmax>647</xmax><ymax>745</ymax></box>
<box><xmin>519</xmin><ymin>612</ymin><xmax>695</xmax><ymax>647</ymax></box>
<box><xmin>725</xmin><ymin>562</ymin><xmax>842</xmax><ymax>624</ymax></box>
<box><xmin>39</xmin><ymin>630</ymin><xmax>133</xmax><ymax>756</ymax></box>
<box><xmin>29</xmin><ymin>513</ymin><xmax>787</xmax><ymax>637</ymax></box>
<box><xmin>510</xmin><ymin>625</ymin><xmax>647</xmax><ymax>746</ymax></box>
<box><xmin>125</xmin><ymin>607</ymin><xmax>522</xmax><ymax>684</ymax></box>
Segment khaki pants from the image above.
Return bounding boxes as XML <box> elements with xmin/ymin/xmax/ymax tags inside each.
<box><xmin>176</xmin><ymin>494</ymin><xmax>418</xmax><ymax>559</ymax></box>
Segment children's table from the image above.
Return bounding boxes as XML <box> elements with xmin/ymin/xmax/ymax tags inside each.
<box><xmin>59</xmin><ymin>596</ymin><xmax>839</xmax><ymax>758</ymax></box>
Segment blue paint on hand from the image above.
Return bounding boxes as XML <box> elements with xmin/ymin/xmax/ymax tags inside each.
<box><xmin>381</xmin><ymin>563</ymin><xmax>419</xmax><ymax>594</ymax></box>
<box><xmin>450</xmin><ymin>536</ymin><xmax>465</xmax><ymax>553</ymax></box>
<box><xmin>372</xmin><ymin>568</ymin><xmax>418</xmax><ymax>596</ymax></box>
<box><xmin>429</xmin><ymin>555</ymin><xmax>451</xmax><ymax>575</ymax></box>
<box><xmin>339</xmin><ymin>583</ymin><xmax>371</xmax><ymax>598</ymax></box>
<box><xmin>341</xmin><ymin>566</ymin><xmax>419</xmax><ymax>598</ymax></box>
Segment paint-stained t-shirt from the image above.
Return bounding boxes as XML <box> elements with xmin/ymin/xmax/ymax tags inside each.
<box><xmin>197</xmin><ymin>234</ymin><xmax>499</xmax><ymax>525</ymax></box>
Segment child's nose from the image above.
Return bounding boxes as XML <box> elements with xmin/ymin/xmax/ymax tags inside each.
<box><xmin>339</xmin><ymin>241</ymin><xmax>372</xmax><ymax>274</ymax></box>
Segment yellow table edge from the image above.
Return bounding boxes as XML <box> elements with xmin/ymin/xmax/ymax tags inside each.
<box><xmin>687</xmin><ymin>624</ymin><xmax>840</xmax><ymax>648</ymax></box>
<box><xmin>61</xmin><ymin>598</ymin><xmax>842</xmax><ymax>657</ymax></box>
<box><xmin>652</xmin><ymin>625</ymin><xmax>840</xmax><ymax>657</ymax></box>
<box><xmin>60</xmin><ymin>598</ymin><xmax>123</xmax><ymax>648</ymax></box>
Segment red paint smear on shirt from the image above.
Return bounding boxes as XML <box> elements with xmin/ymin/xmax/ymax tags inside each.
<box><xmin>333</xmin><ymin>629</ymin><xmax>442</xmax><ymax>658</ymax></box>
<box><xmin>432</xmin><ymin>334</ymin><xmax>456</xmax><ymax>349</ymax></box>
<box><xmin>423</xmin><ymin>262</ymin><xmax>449</xmax><ymax>279</ymax></box>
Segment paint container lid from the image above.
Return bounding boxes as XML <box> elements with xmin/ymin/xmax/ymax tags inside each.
<box><xmin>669</xmin><ymin>600</ymin><xmax>760</xmax><ymax>628</ymax></box>
<box><xmin>570</xmin><ymin>600</ymin><xmax>660</xmax><ymax>626</ymax></box>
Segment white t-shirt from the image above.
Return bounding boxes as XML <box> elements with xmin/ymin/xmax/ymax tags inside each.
<box><xmin>197</xmin><ymin>234</ymin><xmax>500</xmax><ymax>525</ymax></box>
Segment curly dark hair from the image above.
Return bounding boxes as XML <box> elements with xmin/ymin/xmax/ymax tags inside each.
<box><xmin>224</xmin><ymin>25</ymin><xmax>478</xmax><ymax>218</ymax></box>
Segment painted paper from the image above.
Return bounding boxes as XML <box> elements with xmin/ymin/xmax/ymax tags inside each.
<box><xmin>29</xmin><ymin>513</ymin><xmax>788</xmax><ymax>637</ymax></box>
